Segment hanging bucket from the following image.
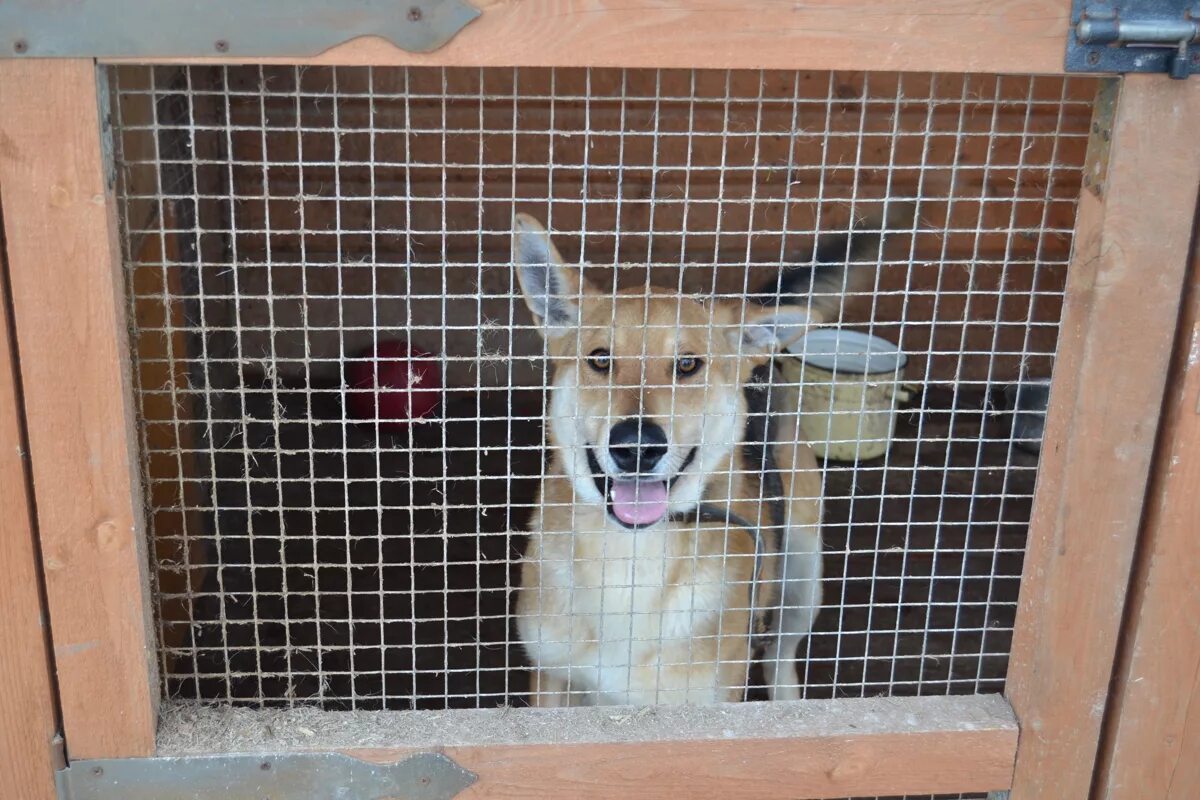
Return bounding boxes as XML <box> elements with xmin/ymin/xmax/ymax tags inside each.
<box><xmin>778</xmin><ymin>329</ymin><xmax>914</xmax><ymax>462</ymax></box>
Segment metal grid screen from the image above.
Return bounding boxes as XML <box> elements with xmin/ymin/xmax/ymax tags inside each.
<box><xmin>112</xmin><ymin>65</ymin><xmax>1094</xmax><ymax>710</ymax></box>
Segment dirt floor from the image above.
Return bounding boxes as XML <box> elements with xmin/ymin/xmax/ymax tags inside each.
<box><xmin>164</xmin><ymin>376</ymin><xmax>1036</xmax><ymax>711</ymax></box>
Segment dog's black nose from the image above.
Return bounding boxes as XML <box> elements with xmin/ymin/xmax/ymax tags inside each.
<box><xmin>607</xmin><ymin>418</ymin><xmax>668</xmax><ymax>475</ymax></box>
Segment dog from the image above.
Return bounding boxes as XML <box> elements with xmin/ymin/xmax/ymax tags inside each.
<box><xmin>512</xmin><ymin>208</ymin><xmax>904</xmax><ymax>706</ymax></box>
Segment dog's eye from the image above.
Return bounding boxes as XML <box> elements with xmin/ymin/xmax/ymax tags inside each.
<box><xmin>586</xmin><ymin>348</ymin><xmax>612</xmax><ymax>373</ymax></box>
<box><xmin>675</xmin><ymin>354</ymin><xmax>703</xmax><ymax>377</ymax></box>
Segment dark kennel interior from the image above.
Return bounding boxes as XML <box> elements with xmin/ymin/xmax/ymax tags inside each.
<box><xmin>152</xmin><ymin>380</ymin><xmax>1031</xmax><ymax>709</ymax></box>
<box><xmin>112</xmin><ymin>64</ymin><xmax>1094</xmax><ymax>710</ymax></box>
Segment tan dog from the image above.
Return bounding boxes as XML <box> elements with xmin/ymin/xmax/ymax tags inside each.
<box><xmin>512</xmin><ymin>211</ymin><xmax>895</xmax><ymax>706</ymax></box>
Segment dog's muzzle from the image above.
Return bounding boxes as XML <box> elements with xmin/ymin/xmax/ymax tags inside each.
<box><xmin>586</xmin><ymin>417</ymin><xmax>698</xmax><ymax>528</ymax></box>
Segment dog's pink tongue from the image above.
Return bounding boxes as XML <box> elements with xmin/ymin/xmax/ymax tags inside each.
<box><xmin>610</xmin><ymin>479</ymin><xmax>669</xmax><ymax>526</ymax></box>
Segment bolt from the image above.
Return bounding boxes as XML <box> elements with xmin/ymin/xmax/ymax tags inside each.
<box><xmin>1087</xmin><ymin>51</ymin><xmax>1101</xmax><ymax>66</ymax></box>
<box><xmin>1191</xmin><ymin>51</ymin><xmax>1200</xmax><ymax>66</ymax></box>
<box><xmin>214</xmin><ymin>39</ymin><xmax>229</xmax><ymax>53</ymax></box>
<box><xmin>419</xmin><ymin>776</ymin><xmax>431</xmax><ymax>785</ymax></box>
<box><xmin>91</xmin><ymin>766</ymin><xmax>104</xmax><ymax>777</ymax></box>
<box><xmin>260</xmin><ymin>761</ymin><xmax>271</xmax><ymax>771</ymax></box>
<box><xmin>408</xmin><ymin>6</ymin><xmax>423</xmax><ymax>22</ymax></box>
<box><xmin>13</xmin><ymin>39</ymin><xmax>28</xmax><ymax>54</ymax></box>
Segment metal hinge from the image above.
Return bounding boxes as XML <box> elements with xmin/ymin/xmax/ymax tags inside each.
<box><xmin>0</xmin><ymin>0</ymin><xmax>480</xmax><ymax>58</ymax></box>
<box><xmin>56</xmin><ymin>751</ymin><xmax>476</xmax><ymax>800</ymax></box>
<box><xmin>1067</xmin><ymin>1</ymin><xmax>1200</xmax><ymax>78</ymax></box>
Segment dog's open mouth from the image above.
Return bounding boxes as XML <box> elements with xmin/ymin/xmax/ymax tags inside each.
<box><xmin>585</xmin><ymin>446</ymin><xmax>697</xmax><ymax>528</ymax></box>
<box><xmin>609</xmin><ymin>479</ymin><xmax>669</xmax><ymax>526</ymax></box>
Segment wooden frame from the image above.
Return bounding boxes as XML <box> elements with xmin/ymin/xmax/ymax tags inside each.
<box><xmin>0</xmin><ymin>59</ymin><xmax>158</xmax><ymax>761</ymax></box>
<box><xmin>103</xmin><ymin>0</ymin><xmax>1075</xmax><ymax>74</ymax></box>
<box><xmin>156</xmin><ymin>695</ymin><xmax>1017</xmax><ymax>799</ymax></box>
<box><xmin>1093</xmin><ymin>209</ymin><xmax>1200</xmax><ymax>799</ymax></box>
<box><xmin>0</xmin><ymin>211</ymin><xmax>60</xmax><ymax>799</ymax></box>
<box><xmin>2</xmin><ymin>5</ymin><xmax>1200</xmax><ymax>798</ymax></box>
<box><xmin>1006</xmin><ymin>76</ymin><xmax>1200</xmax><ymax>799</ymax></box>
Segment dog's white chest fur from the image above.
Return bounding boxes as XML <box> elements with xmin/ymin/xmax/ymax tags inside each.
<box><xmin>519</xmin><ymin>521</ymin><xmax>740</xmax><ymax>706</ymax></box>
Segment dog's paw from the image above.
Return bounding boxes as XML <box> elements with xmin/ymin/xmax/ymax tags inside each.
<box><xmin>767</xmin><ymin>681</ymin><xmax>801</xmax><ymax>702</ymax></box>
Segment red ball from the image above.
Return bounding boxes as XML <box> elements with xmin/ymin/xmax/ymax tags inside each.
<box><xmin>345</xmin><ymin>340</ymin><xmax>441</xmax><ymax>431</ymax></box>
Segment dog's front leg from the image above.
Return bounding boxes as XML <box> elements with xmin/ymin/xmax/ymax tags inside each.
<box><xmin>528</xmin><ymin>669</ymin><xmax>571</xmax><ymax>708</ymax></box>
<box><xmin>763</xmin><ymin>521</ymin><xmax>823</xmax><ymax>701</ymax></box>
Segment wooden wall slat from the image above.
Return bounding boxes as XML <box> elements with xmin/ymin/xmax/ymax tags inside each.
<box><xmin>0</xmin><ymin>221</ymin><xmax>60</xmax><ymax>800</ymax></box>
<box><xmin>1095</xmin><ymin>209</ymin><xmax>1200</xmax><ymax>799</ymax></box>
<box><xmin>134</xmin><ymin>66</ymin><xmax>1091</xmax><ymax>389</ymax></box>
<box><xmin>440</xmin><ymin>731</ymin><xmax>1012</xmax><ymax>800</ymax></box>
<box><xmin>1005</xmin><ymin>76</ymin><xmax>1200</xmax><ymax>799</ymax></box>
<box><xmin>104</xmin><ymin>0</ymin><xmax>1072</xmax><ymax>76</ymax></box>
<box><xmin>0</xmin><ymin>60</ymin><xmax>158</xmax><ymax>759</ymax></box>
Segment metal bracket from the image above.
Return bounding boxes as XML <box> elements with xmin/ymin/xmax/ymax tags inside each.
<box><xmin>1081</xmin><ymin>80</ymin><xmax>1119</xmax><ymax>198</ymax></box>
<box><xmin>56</xmin><ymin>751</ymin><xmax>477</xmax><ymax>800</ymax></box>
<box><xmin>1067</xmin><ymin>1</ymin><xmax>1200</xmax><ymax>78</ymax></box>
<box><xmin>1</xmin><ymin>0</ymin><xmax>480</xmax><ymax>59</ymax></box>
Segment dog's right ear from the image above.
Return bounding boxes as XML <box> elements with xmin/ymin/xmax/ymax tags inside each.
<box><xmin>513</xmin><ymin>213</ymin><xmax>583</xmax><ymax>338</ymax></box>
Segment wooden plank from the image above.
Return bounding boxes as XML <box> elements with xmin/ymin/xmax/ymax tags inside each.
<box><xmin>0</xmin><ymin>60</ymin><xmax>158</xmax><ymax>758</ymax></box>
<box><xmin>0</xmin><ymin>225</ymin><xmax>60</xmax><ymax>800</ymax></box>
<box><xmin>1094</xmin><ymin>213</ymin><xmax>1200</xmax><ymax>799</ymax></box>
<box><xmin>104</xmin><ymin>0</ymin><xmax>1072</xmax><ymax>75</ymax></box>
<box><xmin>1005</xmin><ymin>76</ymin><xmax>1200</xmax><ymax>799</ymax></box>
<box><xmin>157</xmin><ymin>695</ymin><xmax>1019</xmax><ymax>798</ymax></box>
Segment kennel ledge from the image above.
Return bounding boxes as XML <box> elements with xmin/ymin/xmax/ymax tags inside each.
<box><xmin>140</xmin><ymin>694</ymin><xmax>1018</xmax><ymax>799</ymax></box>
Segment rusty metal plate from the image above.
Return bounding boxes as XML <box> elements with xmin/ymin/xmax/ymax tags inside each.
<box><xmin>1</xmin><ymin>0</ymin><xmax>480</xmax><ymax>58</ymax></box>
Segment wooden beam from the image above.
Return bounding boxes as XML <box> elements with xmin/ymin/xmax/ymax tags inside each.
<box><xmin>1094</xmin><ymin>211</ymin><xmax>1200</xmax><ymax>799</ymax></box>
<box><xmin>104</xmin><ymin>0</ymin><xmax>1072</xmax><ymax>75</ymax></box>
<box><xmin>157</xmin><ymin>695</ymin><xmax>1019</xmax><ymax>799</ymax></box>
<box><xmin>0</xmin><ymin>60</ymin><xmax>158</xmax><ymax>759</ymax></box>
<box><xmin>1005</xmin><ymin>76</ymin><xmax>1200</xmax><ymax>799</ymax></box>
<box><xmin>0</xmin><ymin>222</ymin><xmax>60</xmax><ymax>800</ymax></box>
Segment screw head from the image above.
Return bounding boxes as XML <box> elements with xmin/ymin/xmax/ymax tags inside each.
<box><xmin>1086</xmin><ymin>51</ymin><xmax>1101</xmax><ymax>66</ymax></box>
<box><xmin>407</xmin><ymin>6</ymin><xmax>423</xmax><ymax>22</ymax></box>
<box><xmin>91</xmin><ymin>766</ymin><xmax>104</xmax><ymax>777</ymax></box>
<box><xmin>260</xmin><ymin>761</ymin><xmax>271</xmax><ymax>771</ymax></box>
<box><xmin>214</xmin><ymin>39</ymin><xmax>229</xmax><ymax>53</ymax></box>
<box><xmin>1191</xmin><ymin>51</ymin><xmax>1200</xmax><ymax>66</ymax></box>
<box><xmin>13</xmin><ymin>39</ymin><xmax>28</xmax><ymax>54</ymax></box>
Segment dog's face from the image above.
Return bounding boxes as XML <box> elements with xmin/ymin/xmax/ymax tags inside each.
<box><xmin>514</xmin><ymin>214</ymin><xmax>817</xmax><ymax>529</ymax></box>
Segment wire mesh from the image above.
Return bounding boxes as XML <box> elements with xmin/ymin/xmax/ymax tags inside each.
<box><xmin>112</xmin><ymin>64</ymin><xmax>1095</xmax><ymax>710</ymax></box>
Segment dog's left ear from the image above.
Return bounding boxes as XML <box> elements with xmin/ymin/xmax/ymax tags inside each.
<box><xmin>513</xmin><ymin>213</ymin><xmax>585</xmax><ymax>339</ymax></box>
<box><xmin>735</xmin><ymin>304</ymin><xmax>822</xmax><ymax>353</ymax></box>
